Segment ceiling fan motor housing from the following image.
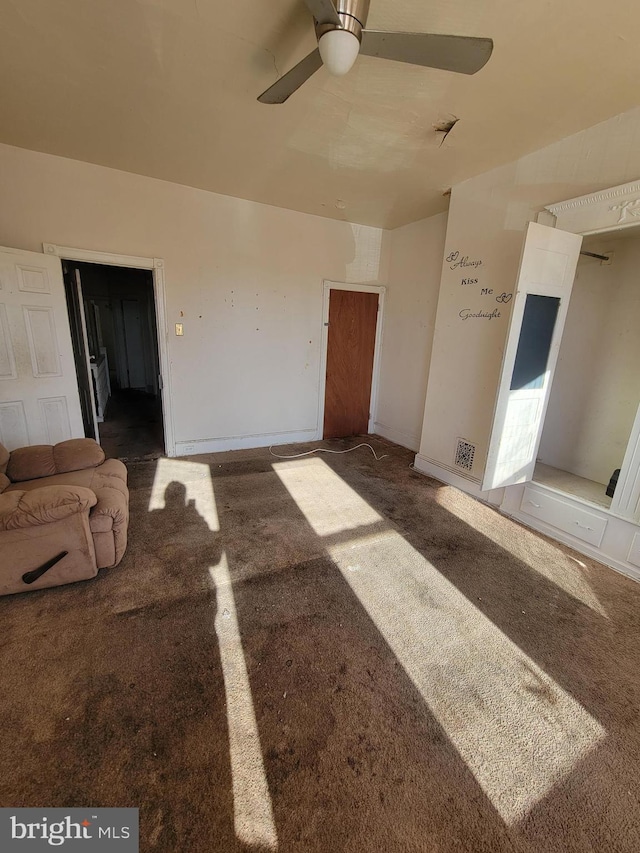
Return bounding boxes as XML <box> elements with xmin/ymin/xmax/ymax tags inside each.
<box><xmin>315</xmin><ymin>0</ymin><xmax>371</xmax><ymax>42</ymax></box>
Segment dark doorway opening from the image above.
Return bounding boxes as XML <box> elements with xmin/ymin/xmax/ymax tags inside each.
<box><xmin>64</xmin><ymin>261</ymin><xmax>165</xmax><ymax>461</ymax></box>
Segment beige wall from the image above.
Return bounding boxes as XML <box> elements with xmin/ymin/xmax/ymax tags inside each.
<box><xmin>375</xmin><ymin>213</ymin><xmax>447</xmax><ymax>451</ymax></box>
<box><xmin>6</xmin><ymin>102</ymin><xmax>640</xmax><ymax>466</ymax></box>
<box><xmin>417</xmin><ymin>105</ymin><xmax>640</xmax><ymax>483</ymax></box>
<box><xmin>0</xmin><ymin>143</ymin><xmax>395</xmax><ymax>454</ymax></box>
<box><xmin>539</xmin><ymin>232</ymin><xmax>640</xmax><ymax>484</ymax></box>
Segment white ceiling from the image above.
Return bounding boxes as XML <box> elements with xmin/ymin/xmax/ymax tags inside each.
<box><xmin>1</xmin><ymin>0</ymin><xmax>640</xmax><ymax>229</ymax></box>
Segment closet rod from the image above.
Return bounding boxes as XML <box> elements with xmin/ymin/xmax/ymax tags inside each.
<box><xmin>580</xmin><ymin>250</ymin><xmax>610</xmax><ymax>261</ymax></box>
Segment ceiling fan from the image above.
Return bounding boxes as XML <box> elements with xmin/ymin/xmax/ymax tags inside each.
<box><xmin>258</xmin><ymin>0</ymin><xmax>493</xmax><ymax>104</ymax></box>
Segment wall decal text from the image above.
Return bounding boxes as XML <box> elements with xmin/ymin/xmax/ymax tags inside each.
<box><xmin>459</xmin><ymin>308</ymin><xmax>501</xmax><ymax>321</ymax></box>
<box><xmin>447</xmin><ymin>250</ymin><xmax>483</xmax><ymax>270</ymax></box>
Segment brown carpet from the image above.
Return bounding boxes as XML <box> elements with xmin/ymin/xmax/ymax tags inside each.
<box><xmin>1</xmin><ymin>437</ymin><xmax>640</xmax><ymax>852</ymax></box>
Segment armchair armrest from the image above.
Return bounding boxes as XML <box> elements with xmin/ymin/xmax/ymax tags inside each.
<box><xmin>0</xmin><ymin>486</ymin><xmax>97</xmax><ymax>531</ymax></box>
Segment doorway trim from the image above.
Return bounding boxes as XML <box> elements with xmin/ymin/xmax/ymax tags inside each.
<box><xmin>317</xmin><ymin>280</ymin><xmax>386</xmax><ymax>441</ymax></box>
<box><xmin>42</xmin><ymin>243</ymin><xmax>175</xmax><ymax>457</ymax></box>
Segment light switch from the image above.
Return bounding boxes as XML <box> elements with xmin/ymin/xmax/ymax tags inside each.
<box><xmin>175</xmin><ymin>323</ymin><xmax>184</xmax><ymax>336</ymax></box>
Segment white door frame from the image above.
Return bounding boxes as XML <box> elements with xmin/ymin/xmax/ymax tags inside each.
<box><xmin>317</xmin><ymin>280</ymin><xmax>386</xmax><ymax>441</ymax></box>
<box><xmin>42</xmin><ymin>243</ymin><xmax>175</xmax><ymax>457</ymax></box>
<box><xmin>73</xmin><ymin>268</ymin><xmax>100</xmax><ymax>441</ymax></box>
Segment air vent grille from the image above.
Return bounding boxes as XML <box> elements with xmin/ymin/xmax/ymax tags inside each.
<box><xmin>454</xmin><ymin>439</ymin><xmax>476</xmax><ymax>472</ymax></box>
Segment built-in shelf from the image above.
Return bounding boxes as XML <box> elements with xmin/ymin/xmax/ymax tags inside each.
<box><xmin>533</xmin><ymin>462</ymin><xmax>612</xmax><ymax>510</ymax></box>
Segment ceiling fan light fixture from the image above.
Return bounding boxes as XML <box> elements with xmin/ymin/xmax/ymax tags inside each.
<box><xmin>318</xmin><ymin>29</ymin><xmax>360</xmax><ymax>76</ymax></box>
<box><xmin>257</xmin><ymin>0</ymin><xmax>493</xmax><ymax>104</ymax></box>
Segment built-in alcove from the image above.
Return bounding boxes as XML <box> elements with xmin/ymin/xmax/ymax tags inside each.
<box><xmin>534</xmin><ymin>225</ymin><xmax>640</xmax><ymax>511</ymax></box>
<box><xmin>493</xmin><ymin>181</ymin><xmax>640</xmax><ymax>579</ymax></box>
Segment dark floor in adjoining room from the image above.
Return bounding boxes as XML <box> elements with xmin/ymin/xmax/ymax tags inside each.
<box><xmin>99</xmin><ymin>388</ymin><xmax>164</xmax><ymax>461</ymax></box>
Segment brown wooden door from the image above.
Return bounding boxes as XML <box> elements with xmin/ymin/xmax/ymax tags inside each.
<box><xmin>323</xmin><ymin>289</ymin><xmax>379</xmax><ymax>438</ymax></box>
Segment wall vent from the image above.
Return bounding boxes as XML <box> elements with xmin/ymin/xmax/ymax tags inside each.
<box><xmin>454</xmin><ymin>438</ymin><xmax>476</xmax><ymax>472</ymax></box>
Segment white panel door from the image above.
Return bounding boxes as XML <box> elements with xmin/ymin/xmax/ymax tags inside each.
<box><xmin>482</xmin><ymin>223</ymin><xmax>582</xmax><ymax>491</ymax></box>
<box><xmin>0</xmin><ymin>246</ymin><xmax>83</xmax><ymax>449</ymax></box>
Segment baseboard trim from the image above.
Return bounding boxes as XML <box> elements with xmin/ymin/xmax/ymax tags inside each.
<box><xmin>413</xmin><ymin>454</ymin><xmax>481</xmax><ymax>488</ymax></box>
<box><xmin>413</xmin><ymin>455</ymin><xmax>504</xmax><ymax>506</ymax></box>
<box><xmin>373</xmin><ymin>421</ymin><xmax>420</xmax><ymax>451</ymax></box>
<box><xmin>175</xmin><ymin>429</ymin><xmax>317</xmax><ymax>457</ymax></box>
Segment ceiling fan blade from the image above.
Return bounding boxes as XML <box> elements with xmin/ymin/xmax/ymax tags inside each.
<box><xmin>258</xmin><ymin>48</ymin><xmax>323</xmax><ymax>104</ymax></box>
<box><xmin>302</xmin><ymin>0</ymin><xmax>341</xmax><ymax>26</ymax></box>
<box><xmin>360</xmin><ymin>31</ymin><xmax>493</xmax><ymax>75</ymax></box>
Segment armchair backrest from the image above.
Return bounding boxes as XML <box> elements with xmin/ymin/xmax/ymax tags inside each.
<box><xmin>0</xmin><ymin>444</ymin><xmax>8</xmax><ymax>493</ymax></box>
<box><xmin>5</xmin><ymin>439</ymin><xmax>105</xmax><ymax>483</ymax></box>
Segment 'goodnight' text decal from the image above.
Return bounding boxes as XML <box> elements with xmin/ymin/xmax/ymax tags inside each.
<box><xmin>459</xmin><ymin>308</ymin><xmax>501</xmax><ymax>320</ymax></box>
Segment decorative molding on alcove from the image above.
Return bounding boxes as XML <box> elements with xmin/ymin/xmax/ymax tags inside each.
<box><xmin>545</xmin><ymin>179</ymin><xmax>640</xmax><ymax>236</ymax></box>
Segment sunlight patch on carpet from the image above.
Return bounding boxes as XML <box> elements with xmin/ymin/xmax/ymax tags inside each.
<box><xmin>148</xmin><ymin>457</ymin><xmax>219</xmax><ymax>531</ymax></box>
<box><xmin>210</xmin><ymin>555</ymin><xmax>278</xmax><ymax>851</ymax></box>
<box><xmin>329</xmin><ymin>529</ymin><xmax>606</xmax><ymax>824</ymax></box>
<box><xmin>434</xmin><ymin>488</ymin><xmax>608</xmax><ymax>617</ymax></box>
<box><xmin>272</xmin><ymin>458</ymin><xmax>381</xmax><ymax>536</ymax></box>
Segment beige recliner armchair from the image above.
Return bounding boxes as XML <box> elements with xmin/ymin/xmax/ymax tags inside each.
<box><xmin>0</xmin><ymin>438</ymin><xmax>129</xmax><ymax>595</ymax></box>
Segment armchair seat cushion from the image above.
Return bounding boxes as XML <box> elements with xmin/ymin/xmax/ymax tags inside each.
<box><xmin>0</xmin><ymin>486</ymin><xmax>97</xmax><ymax>531</ymax></box>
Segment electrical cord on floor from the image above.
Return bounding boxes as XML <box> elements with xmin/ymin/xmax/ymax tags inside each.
<box><xmin>268</xmin><ymin>442</ymin><xmax>388</xmax><ymax>461</ymax></box>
